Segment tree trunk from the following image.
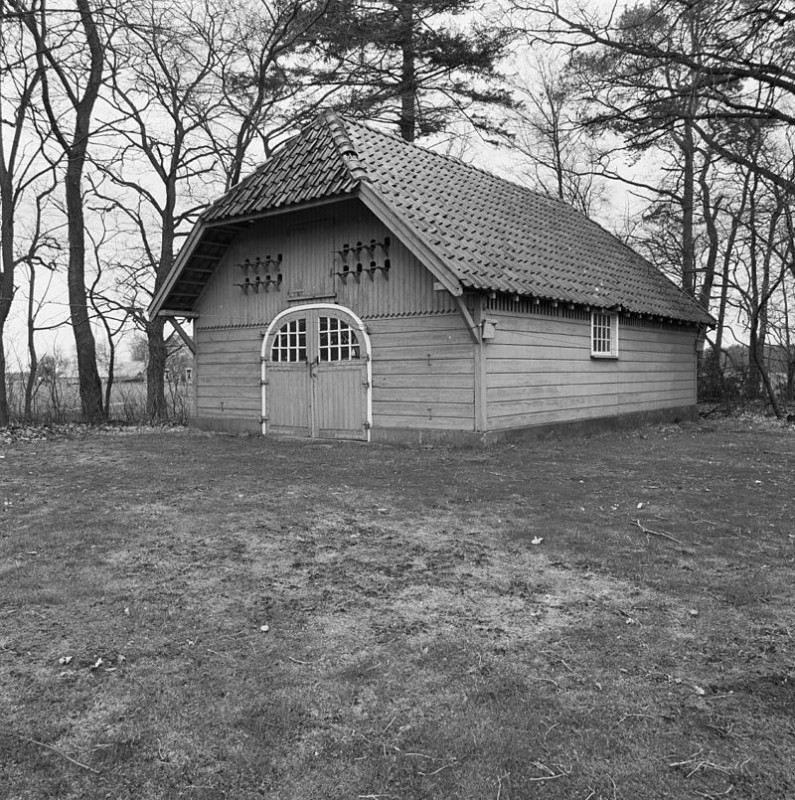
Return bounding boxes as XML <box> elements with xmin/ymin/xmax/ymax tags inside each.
<box><xmin>751</xmin><ymin>328</ymin><xmax>783</xmax><ymax>418</ymax></box>
<box><xmin>0</xmin><ymin>147</ymin><xmax>15</xmax><ymax>427</ymax></box>
<box><xmin>0</xmin><ymin>348</ymin><xmax>8</xmax><ymax>427</ymax></box>
<box><xmin>681</xmin><ymin>120</ymin><xmax>697</xmax><ymax>297</ymax></box>
<box><xmin>65</xmin><ymin>160</ymin><xmax>104</xmax><ymax>422</ymax></box>
<box><xmin>146</xmin><ymin>166</ymin><xmax>178</xmax><ymax>421</ymax></box>
<box><xmin>104</xmin><ymin>331</ymin><xmax>116</xmax><ymax>416</ymax></box>
<box><xmin>398</xmin><ymin>1</ymin><xmax>416</xmax><ymax>142</ymax></box>
<box><xmin>66</xmin><ymin>0</ymin><xmax>106</xmax><ymax>423</ymax></box>
<box><xmin>146</xmin><ymin>316</ymin><xmax>168</xmax><ymax>421</ymax></box>
<box><xmin>24</xmin><ymin>262</ymin><xmax>39</xmax><ymax>421</ymax></box>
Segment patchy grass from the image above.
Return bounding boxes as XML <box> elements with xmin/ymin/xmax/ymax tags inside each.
<box><xmin>2</xmin><ymin>419</ymin><xmax>795</xmax><ymax>799</ymax></box>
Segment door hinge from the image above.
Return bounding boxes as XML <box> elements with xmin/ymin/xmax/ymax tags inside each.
<box><xmin>364</xmin><ymin>420</ymin><xmax>372</xmax><ymax>430</ymax></box>
<box><xmin>261</xmin><ymin>415</ymin><xmax>269</xmax><ymax>423</ymax></box>
<box><xmin>362</xmin><ymin>381</ymin><xmax>370</xmax><ymax>388</ymax></box>
<box><xmin>261</xmin><ymin>379</ymin><xmax>269</xmax><ymax>386</ymax></box>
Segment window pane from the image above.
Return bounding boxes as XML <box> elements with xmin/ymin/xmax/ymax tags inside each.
<box><xmin>271</xmin><ymin>318</ymin><xmax>308</xmax><ymax>361</ymax></box>
<box><xmin>592</xmin><ymin>313</ymin><xmax>616</xmax><ymax>356</ymax></box>
<box><xmin>318</xmin><ymin>317</ymin><xmax>360</xmax><ymax>362</ymax></box>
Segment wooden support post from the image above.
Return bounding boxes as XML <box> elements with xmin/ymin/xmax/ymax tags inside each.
<box><xmin>453</xmin><ymin>295</ymin><xmax>481</xmax><ymax>345</ymax></box>
<box><xmin>472</xmin><ymin>296</ymin><xmax>488</xmax><ymax>433</ymax></box>
<box><xmin>163</xmin><ymin>315</ymin><xmax>196</xmax><ymax>355</ymax></box>
<box><xmin>454</xmin><ymin>294</ymin><xmax>488</xmax><ymax>433</ymax></box>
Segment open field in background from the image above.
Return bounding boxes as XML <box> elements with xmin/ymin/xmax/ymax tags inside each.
<box><xmin>1</xmin><ymin>418</ymin><xmax>794</xmax><ymax>799</ymax></box>
<box><xmin>3</xmin><ymin>376</ymin><xmax>193</xmax><ymax>426</ymax></box>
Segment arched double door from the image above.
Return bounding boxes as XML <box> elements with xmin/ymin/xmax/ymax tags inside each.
<box><xmin>261</xmin><ymin>304</ymin><xmax>372</xmax><ymax>440</ymax></box>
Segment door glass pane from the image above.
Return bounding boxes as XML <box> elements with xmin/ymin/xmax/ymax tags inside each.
<box><xmin>318</xmin><ymin>317</ymin><xmax>360</xmax><ymax>361</ymax></box>
<box><xmin>271</xmin><ymin>317</ymin><xmax>307</xmax><ymax>362</ymax></box>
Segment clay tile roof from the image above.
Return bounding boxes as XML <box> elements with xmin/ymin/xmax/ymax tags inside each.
<box><xmin>204</xmin><ymin>112</ymin><xmax>359</xmax><ymax>220</ymax></box>
<box><xmin>163</xmin><ymin>111</ymin><xmax>712</xmax><ymax>324</ymax></box>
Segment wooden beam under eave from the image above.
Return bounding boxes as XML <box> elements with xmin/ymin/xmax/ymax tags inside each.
<box><xmin>188</xmin><ymin>254</ymin><xmax>225</xmax><ymax>264</ymax></box>
<box><xmin>158</xmin><ymin>310</ymin><xmax>199</xmax><ymax>318</ymax></box>
<box><xmin>453</xmin><ymin>295</ymin><xmax>481</xmax><ymax>345</ymax></box>
<box><xmin>162</xmin><ymin>315</ymin><xmax>196</xmax><ymax>355</ymax></box>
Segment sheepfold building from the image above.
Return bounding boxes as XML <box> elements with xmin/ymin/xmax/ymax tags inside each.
<box><xmin>149</xmin><ymin>111</ymin><xmax>712</xmax><ymax>443</ymax></box>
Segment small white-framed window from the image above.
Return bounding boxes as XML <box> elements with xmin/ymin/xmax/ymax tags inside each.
<box><xmin>591</xmin><ymin>311</ymin><xmax>619</xmax><ymax>358</ymax></box>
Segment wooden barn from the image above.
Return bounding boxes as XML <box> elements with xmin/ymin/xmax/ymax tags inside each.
<box><xmin>149</xmin><ymin>111</ymin><xmax>713</xmax><ymax>444</ymax></box>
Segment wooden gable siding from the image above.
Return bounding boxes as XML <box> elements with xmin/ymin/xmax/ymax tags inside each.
<box><xmin>485</xmin><ymin>304</ymin><xmax>697</xmax><ymax>430</ymax></box>
<box><xmin>193</xmin><ymin>198</ymin><xmax>458</xmax><ymax>326</ymax></box>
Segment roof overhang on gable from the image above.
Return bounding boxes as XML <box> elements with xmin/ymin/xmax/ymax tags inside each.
<box><xmin>149</xmin><ymin>220</ymin><xmax>243</xmax><ymax>317</ymax></box>
<box><xmin>148</xmin><ymin>187</ymin><xmax>466</xmax><ymax>319</ymax></box>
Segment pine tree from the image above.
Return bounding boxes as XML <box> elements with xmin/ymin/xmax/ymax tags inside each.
<box><xmin>311</xmin><ymin>0</ymin><xmax>514</xmax><ymax>141</ymax></box>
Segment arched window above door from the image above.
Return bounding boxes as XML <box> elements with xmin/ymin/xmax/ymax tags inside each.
<box><xmin>271</xmin><ymin>317</ymin><xmax>307</xmax><ymax>362</ymax></box>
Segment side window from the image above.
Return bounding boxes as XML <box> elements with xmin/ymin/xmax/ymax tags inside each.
<box><xmin>591</xmin><ymin>311</ymin><xmax>619</xmax><ymax>358</ymax></box>
<box><xmin>319</xmin><ymin>316</ymin><xmax>361</xmax><ymax>362</ymax></box>
<box><xmin>271</xmin><ymin>317</ymin><xmax>307</xmax><ymax>362</ymax></box>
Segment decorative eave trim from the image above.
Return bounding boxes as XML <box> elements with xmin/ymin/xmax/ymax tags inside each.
<box><xmin>357</xmin><ymin>183</ymin><xmax>462</xmax><ymax>297</ymax></box>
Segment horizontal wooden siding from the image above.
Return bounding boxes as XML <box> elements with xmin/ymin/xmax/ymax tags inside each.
<box><xmin>485</xmin><ymin>307</ymin><xmax>697</xmax><ymax>430</ymax></box>
<box><xmin>194</xmin><ymin>327</ymin><xmax>263</xmax><ymax>425</ymax></box>
<box><xmin>369</xmin><ymin>315</ymin><xmax>475</xmax><ymax>430</ymax></box>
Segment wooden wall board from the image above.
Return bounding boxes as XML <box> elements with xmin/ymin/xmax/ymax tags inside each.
<box><xmin>484</xmin><ymin>308</ymin><xmax>697</xmax><ymax>430</ymax></box>
<box><xmin>374</xmin><ymin>358</ymin><xmax>474</xmax><ymax>376</ymax></box>
<box><xmin>368</xmin><ymin>314</ymin><xmax>475</xmax><ymax>430</ymax></box>
<box><xmin>370</xmin><ymin>411</ymin><xmax>475</xmax><ymax>430</ymax></box>
<box><xmin>373</xmin><ymin>374</ymin><xmax>474</xmax><ymax>391</ymax></box>
<box><xmin>487</xmin><ymin>367</ymin><xmax>694</xmax><ymax>389</ymax></box>
<box><xmin>487</xmin><ymin>378</ymin><xmax>695</xmax><ymax>405</ymax></box>
<box><xmin>372</xmin><ymin>386</ymin><xmax>475</xmax><ymax>404</ymax></box>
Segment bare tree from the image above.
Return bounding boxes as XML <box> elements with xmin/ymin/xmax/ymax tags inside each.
<box><xmin>0</xmin><ymin>2</ymin><xmax>51</xmax><ymax>425</ymax></box>
<box><xmin>18</xmin><ymin>185</ymin><xmax>62</xmax><ymax>421</ymax></box>
<box><xmin>205</xmin><ymin>0</ymin><xmax>334</xmax><ymax>189</ymax></box>
<box><xmin>92</xmin><ymin>0</ymin><xmax>227</xmax><ymax>421</ymax></box>
<box><xmin>695</xmin><ymin>122</ymin><xmax>795</xmax><ymax>414</ymax></box>
<box><xmin>508</xmin><ymin>51</ymin><xmax>603</xmax><ymax>214</ymax></box>
<box><xmin>512</xmin><ymin>0</ymin><xmax>795</xmax><ymax>193</ymax></box>
<box><xmin>83</xmin><ymin>203</ymin><xmax>133</xmax><ymax>416</ymax></box>
<box><xmin>9</xmin><ymin>0</ymin><xmax>113</xmax><ymax>423</ymax></box>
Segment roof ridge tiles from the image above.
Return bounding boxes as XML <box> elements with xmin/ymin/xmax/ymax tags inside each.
<box><xmin>322</xmin><ymin>109</ymin><xmax>370</xmax><ymax>184</ymax></box>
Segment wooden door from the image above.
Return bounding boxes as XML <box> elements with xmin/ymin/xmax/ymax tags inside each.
<box><xmin>265</xmin><ymin>313</ymin><xmax>312</xmax><ymax>437</ymax></box>
<box><xmin>264</xmin><ymin>307</ymin><xmax>370</xmax><ymax>440</ymax></box>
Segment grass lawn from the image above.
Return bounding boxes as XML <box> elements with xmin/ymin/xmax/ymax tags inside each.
<box><xmin>1</xmin><ymin>418</ymin><xmax>794</xmax><ymax>799</ymax></box>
